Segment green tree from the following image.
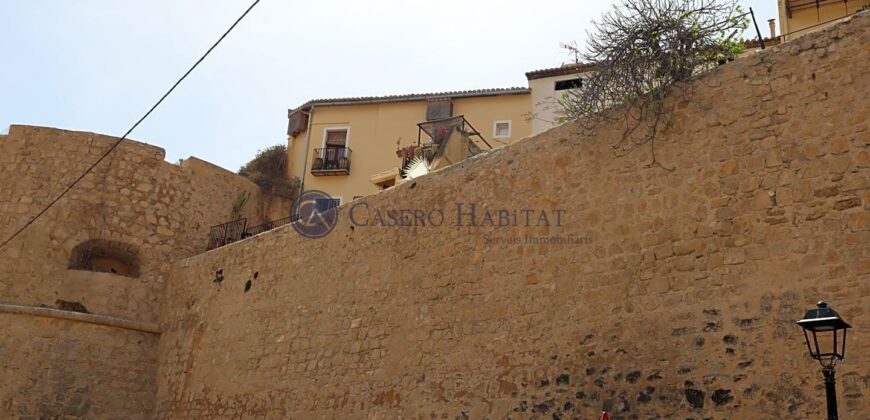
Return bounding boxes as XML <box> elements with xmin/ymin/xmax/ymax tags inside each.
<box><xmin>238</xmin><ymin>145</ymin><xmax>300</xmax><ymax>199</ymax></box>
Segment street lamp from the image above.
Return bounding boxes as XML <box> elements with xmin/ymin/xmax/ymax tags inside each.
<box><xmin>796</xmin><ymin>301</ymin><xmax>852</xmax><ymax>420</ymax></box>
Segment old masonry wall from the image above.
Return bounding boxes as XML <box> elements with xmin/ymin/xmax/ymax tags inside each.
<box><xmin>0</xmin><ymin>126</ymin><xmax>292</xmax><ymax>418</ymax></box>
<box><xmin>157</xmin><ymin>13</ymin><xmax>869</xmax><ymax>420</ymax></box>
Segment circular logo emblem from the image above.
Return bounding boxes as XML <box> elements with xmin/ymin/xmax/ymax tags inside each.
<box><xmin>291</xmin><ymin>190</ymin><xmax>339</xmax><ymax>239</ymax></box>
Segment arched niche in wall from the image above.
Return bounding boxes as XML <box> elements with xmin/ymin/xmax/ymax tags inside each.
<box><xmin>68</xmin><ymin>239</ymin><xmax>140</xmax><ymax>277</ymax></box>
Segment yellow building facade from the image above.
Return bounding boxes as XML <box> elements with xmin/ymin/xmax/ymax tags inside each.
<box><xmin>287</xmin><ymin>89</ymin><xmax>532</xmax><ymax>203</ymax></box>
<box><xmin>778</xmin><ymin>0</ymin><xmax>869</xmax><ymax>40</ymax></box>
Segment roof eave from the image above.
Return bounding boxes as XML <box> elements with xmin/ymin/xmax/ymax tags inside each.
<box><xmin>288</xmin><ymin>88</ymin><xmax>531</xmax><ymax>113</ymax></box>
<box><xmin>525</xmin><ymin>63</ymin><xmax>598</xmax><ymax>80</ymax></box>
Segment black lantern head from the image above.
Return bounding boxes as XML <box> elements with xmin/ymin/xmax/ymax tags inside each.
<box><xmin>796</xmin><ymin>301</ymin><xmax>851</xmax><ymax>367</ymax></box>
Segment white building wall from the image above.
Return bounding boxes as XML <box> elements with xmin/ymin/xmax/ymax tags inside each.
<box><xmin>528</xmin><ymin>72</ymin><xmax>593</xmax><ymax>135</ymax></box>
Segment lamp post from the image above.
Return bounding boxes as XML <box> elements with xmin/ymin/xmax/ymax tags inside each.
<box><xmin>796</xmin><ymin>301</ymin><xmax>852</xmax><ymax>420</ymax></box>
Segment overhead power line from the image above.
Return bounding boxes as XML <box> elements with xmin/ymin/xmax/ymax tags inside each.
<box><xmin>0</xmin><ymin>0</ymin><xmax>262</xmax><ymax>252</ymax></box>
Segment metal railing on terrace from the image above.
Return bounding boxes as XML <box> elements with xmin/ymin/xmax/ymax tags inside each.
<box><xmin>206</xmin><ymin>215</ymin><xmax>298</xmax><ymax>251</ymax></box>
<box><xmin>398</xmin><ymin>115</ymin><xmax>490</xmax><ymax>177</ymax></box>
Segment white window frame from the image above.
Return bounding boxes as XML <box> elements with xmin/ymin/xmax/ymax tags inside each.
<box><xmin>493</xmin><ymin>120</ymin><xmax>512</xmax><ymax>139</ymax></box>
<box><xmin>321</xmin><ymin>127</ymin><xmax>351</xmax><ymax>149</ymax></box>
<box><xmin>492</xmin><ymin>120</ymin><xmax>513</xmax><ymax>139</ymax></box>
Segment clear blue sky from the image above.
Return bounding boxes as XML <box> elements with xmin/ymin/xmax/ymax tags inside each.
<box><xmin>0</xmin><ymin>0</ymin><xmax>779</xmax><ymax>171</ymax></box>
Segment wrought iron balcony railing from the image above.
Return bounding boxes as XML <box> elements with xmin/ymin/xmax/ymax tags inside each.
<box><xmin>311</xmin><ymin>147</ymin><xmax>351</xmax><ymax>176</ymax></box>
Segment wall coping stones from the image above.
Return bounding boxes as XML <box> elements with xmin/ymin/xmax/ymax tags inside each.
<box><xmin>0</xmin><ymin>303</ymin><xmax>161</xmax><ymax>334</ymax></box>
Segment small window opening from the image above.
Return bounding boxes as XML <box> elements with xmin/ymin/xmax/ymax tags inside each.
<box><xmin>554</xmin><ymin>78</ymin><xmax>582</xmax><ymax>91</ymax></box>
<box><xmin>314</xmin><ymin>198</ymin><xmax>341</xmax><ymax>213</ymax></box>
<box><xmin>494</xmin><ymin>121</ymin><xmax>512</xmax><ymax>138</ymax></box>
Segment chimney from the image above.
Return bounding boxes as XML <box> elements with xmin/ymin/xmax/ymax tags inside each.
<box><xmin>768</xmin><ymin>19</ymin><xmax>776</xmax><ymax>39</ymax></box>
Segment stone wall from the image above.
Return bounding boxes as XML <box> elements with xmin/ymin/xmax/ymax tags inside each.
<box><xmin>0</xmin><ymin>125</ymin><xmax>291</xmax><ymax>320</ymax></box>
<box><xmin>0</xmin><ymin>126</ymin><xmax>292</xmax><ymax>418</ymax></box>
<box><xmin>0</xmin><ymin>315</ymin><xmax>158</xmax><ymax>419</ymax></box>
<box><xmin>157</xmin><ymin>13</ymin><xmax>869</xmax><ymax>419</ymax></box>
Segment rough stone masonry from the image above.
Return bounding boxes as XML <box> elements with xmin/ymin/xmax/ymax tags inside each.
<box><xmin>0</xmin><ymin>126</ymin><xmax>291</xmax><ymax>419</ymax></box>
<box><xmin>0</xmin><ymin>11</ymin><xmax>868</xmax><ymax>420</ymax></box>
<box><xmin>156</xmin><ymin>13</ymin><xmax>869</xmax><ymax>419</ymax></box>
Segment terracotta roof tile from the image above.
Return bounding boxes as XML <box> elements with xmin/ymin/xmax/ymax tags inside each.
<box><xmin>525</xmin><ymin>63</ymin><xmax>597</xmax><ymax>80</ymax></box>
<box><xmin>291</xmin><ymin>87</ymin><xmax>530</xmax><ymax>112</ymax></box>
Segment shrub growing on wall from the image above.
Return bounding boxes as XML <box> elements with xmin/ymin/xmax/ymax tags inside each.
<box><xmin>559</xmin><ymin>0</ymin><xmax>748</xmax><ymax>168</ymax></box>
<box><xmin>238</xmin><ymin>145</ymin><xmax>300</xmax><ymax>198</ymax></box>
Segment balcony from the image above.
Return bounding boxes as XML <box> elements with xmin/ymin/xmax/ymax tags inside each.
<box><xmin>397</xmin><ymin>115</ymin><xmax>490</xmax><ymax>178</ymax></box>
<box><xmin>311</xmin><ymin>147</ymin><xmax>351</xmax><ymax>176</ymax></box>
